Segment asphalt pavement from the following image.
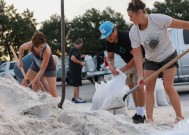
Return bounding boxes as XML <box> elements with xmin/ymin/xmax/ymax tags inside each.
<box><xmin>56</xmin><ymin>80</ymin><xmax>189</xmax><ymax>103</ymax></box>
<box><xmin>56</xmin><ymin>80</ymin><xmax>95</xmax><ymax>102</ymax></box>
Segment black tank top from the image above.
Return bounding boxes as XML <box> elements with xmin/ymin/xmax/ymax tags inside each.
<box><xmin>31</xmin><ymin>44</ymin><xmax>56</xmax><ymax>71</ymax></box>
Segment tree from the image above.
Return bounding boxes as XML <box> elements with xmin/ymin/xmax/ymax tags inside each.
<box><xmin>39</xmin><ymin>14</ymin><xmax>70</xmax><ymax>56</ymax></box>
<box><xmin>67</xmin><ymin>7</ymin><xmax>130</xmax><ymax>54</ymax></box>
<box><xmin>0</xmin><ymin>0</ymin><xmax>37</xmax><ymax>60</ymax></box>
<box><xmin>40</xmin><ymin>7</ymin><xmax>130</xmax><ymax>56</ymax></box>
<box><xmin>152</xmin><ymin>0</ymin><xmax>189</xmax><ymax>20</ymax></box>
<box><xmin>0</xmin><ymin>0</ymin><xmax>9</xmax><ymax>61</ymax></box>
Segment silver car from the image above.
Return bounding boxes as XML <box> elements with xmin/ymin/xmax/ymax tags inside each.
<box><xmin>0</xmin><ymin>61</ymin><xmax>17</xmax><ymax>78</ymax></box>
<box><xmin>56</xmin><ymin>56</ymin><xmax>69</xmax><ymax>81</ymax></box>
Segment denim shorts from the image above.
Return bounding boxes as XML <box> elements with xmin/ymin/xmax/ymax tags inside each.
<box><xmin>30</xmin><ymin>62</ymin><xmax>57</xmax><ymax>77</ymax></box>
<box><xmin>144</xmin><ymin>50</ymin><xmax>179</xmax><ymax>71</ymax></box>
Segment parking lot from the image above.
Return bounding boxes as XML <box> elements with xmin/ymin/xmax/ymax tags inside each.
<box><xmin>56</xmin><ymin>80</ymin><xmax>189</xmax><ymax>103</ymax></box>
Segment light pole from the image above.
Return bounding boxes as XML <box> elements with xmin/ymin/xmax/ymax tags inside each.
<box><xmin>58</xmin><ymin>0</ymin><xmax>66</xmax><ymax>109</ymax></box>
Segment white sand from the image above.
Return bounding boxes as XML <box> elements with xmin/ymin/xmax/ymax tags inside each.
<box><xmin>0</xmin><ymin>77</ymin><xmax>188</xmax><ymax>135</ymax></box>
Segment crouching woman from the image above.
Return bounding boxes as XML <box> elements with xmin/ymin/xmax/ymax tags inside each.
<box><xmin>18</xmin><ymin>31</ymin><xmax>57</xmax><ymax>97</ymax></box>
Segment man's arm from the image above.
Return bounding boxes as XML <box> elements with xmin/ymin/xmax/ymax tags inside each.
<box><xmin>120</xmin><ymin>49</ymin><xmax>135</xmax><ymax>72</ymax></box>
<box><xmin>120</xmin><ymin>58</ymin><xmax>135</xmax><ymax>72</ymax></box>
<box><xmin>107</xmin><ymin>52</ymin><xmax>119</xmax><ymax>75</ymax></box>
<box><xmin>71</xmin><ymin>55</ymin><xmax>85</xmax><ymax>66</ymax></box>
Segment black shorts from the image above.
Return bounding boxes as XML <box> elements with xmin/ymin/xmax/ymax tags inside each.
<box><xmin>69</xmin><ymin>71</ymin><xmax>82</xmax><ymax>87</ymax></box>
<box><xmin>144</xmin><ymin>50</ymin><xmax>179</xmax><ymax>71</ymax></box>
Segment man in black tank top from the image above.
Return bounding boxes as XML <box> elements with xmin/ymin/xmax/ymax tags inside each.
<box><xmin>99</xmin><ymin>21</ymin><xmax>145</xmax><ymax>124</ymax></box>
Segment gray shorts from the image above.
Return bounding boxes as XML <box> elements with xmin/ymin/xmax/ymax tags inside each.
<box><xmin>30</xmin><ymin>62</ymin><xmax>57</xmax><ymax>77</ymax></box>
<box><xmin>125</xmin><ymin>68</ymin><xmax>137</xmax><ymax>85</ymax></box>
<box><xmin>144</xmin><ymin>50</ymin><xmax>179</xmax><ymax>71</ymax></box>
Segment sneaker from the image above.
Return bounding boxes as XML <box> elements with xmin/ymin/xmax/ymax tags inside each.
<box><xmin>72</xmin><ymin>97</ymin><xmax>75</xmax><ymax>102</ymax></box>
<box><xmin>132</xmin><ymin>113</ymin><xmax>138</xmax><ymax>120</ymax></box>
<box><xmin>132</xmin><ymin>113</ymin><xmax>146</xmax><ymax>124</ymax></box>
<box><xmin>75</xmin><ymin>98</ymin><xmax>86</xmax><ymax>103</ymax></box>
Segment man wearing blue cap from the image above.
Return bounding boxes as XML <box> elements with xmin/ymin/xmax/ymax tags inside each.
<box><xmin>99</xmin><ymin>21</ymin><xmax>145</xmax><ymax>124</ymax></box>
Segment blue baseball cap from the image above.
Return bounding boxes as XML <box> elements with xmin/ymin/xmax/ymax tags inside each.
<box><xmin>99</xmin><ymin>21</ymin><xmax>114</xmax><ymax>39</ymax></box>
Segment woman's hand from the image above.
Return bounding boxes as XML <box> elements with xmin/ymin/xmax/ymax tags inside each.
<box><xmin>29</xmin><ymin>77</ymin><xmax>40</xmax><ymax>87</ymax></box>
<box><xmin>137</xmin><ymin>77</ymin><xmax>144</xmax><ymax>87</ymax></box>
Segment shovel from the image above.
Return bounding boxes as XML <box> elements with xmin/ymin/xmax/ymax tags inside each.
<box><xmin>123</xmin><ymin>49</ymin><xmax>189</xmax><ymax>101</ymax></box>
<box><xmin>10</xmin><ymin>46</ymin><xmax>45</xmax><ymax>90</ymax></box>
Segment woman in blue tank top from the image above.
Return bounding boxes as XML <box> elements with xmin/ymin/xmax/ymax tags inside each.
<box><xmin>18</xmin><ymin>31</ymin><xmax>57</xmax><ymax>97</ymax></box>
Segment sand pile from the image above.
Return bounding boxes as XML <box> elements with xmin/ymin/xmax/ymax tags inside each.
<box><xmin>0</xmin><ymin>77</ymin><xmax>185</xmax><ymax>135</ymax></box>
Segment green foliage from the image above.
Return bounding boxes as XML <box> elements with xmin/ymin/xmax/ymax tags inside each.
<box><xmin>152</xmin><ymin>0</ymin><xmax>189</xmax><ymax>20</ymax></box>
<box><xmin>0</xmin><ymin>0</ymin><xmax>37</xmax><ymax>61</ymax></box>
<box><xmin>40</xmin><ymin>7</ymin><xmax>130</xmax><ymax>56</ymax></box>
<box><xmin>39</xmin><ymin>14</ymin><xmax>70</xmax><ymax>56</ymax></box>
<box><xmin>40</xmin><ymin>15</ymin><xmax>61</xmax><ymax>56</ymax></box>
<box><xmin>67</xmin><ymin>7</ymin><xmax>130</xmax><ymax>54</ymax></box>
<box><xmin>0</xmin><ymin>2</ymin><xmax>130</xmax><ymax>59</ymax></box>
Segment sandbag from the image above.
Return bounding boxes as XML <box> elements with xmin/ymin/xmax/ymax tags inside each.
<box><xmin>155</xmin><ymin>79</ymin><xmax>169</xmax><ymax>106</ymax></box>
<box><xmin>127</xmin><ymin>94</ymin><xmax>136</xmax><ymax>110</ymax></box>
<box><xmin>84</xmin><ymin>55</ymin><xmax>96</xmax><ymax>72</ymax></box>
<box><xmin>101</xmin><ymin>70</ymin><xmax>127</xmax><ymax>110</ymax></box>
<box><xmin>91</xmin><ymin>81</ymin><xmax>107</xmax><ymax>110</ymax></box>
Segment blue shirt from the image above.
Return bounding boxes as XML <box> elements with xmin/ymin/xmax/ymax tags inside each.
<box><xmin>14</xmin><ymin>53</ymin><xmax>34</xmax><ymax>79</ymax></box>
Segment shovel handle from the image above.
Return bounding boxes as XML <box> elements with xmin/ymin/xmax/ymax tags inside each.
<box><xmin>144</xmin><ymin>49</ymin><xmax>189</xmax><ymax>84</ymax></box>
<box><xmin>10</xmin><ymin>45</ymin><xmax>26</xmax><ymax>77</ymax></box>
<box><xmin>123</xmin><ymin>48</ymin><xmax>189</xmax><ymax>101</ymax></box>
<box><xmin>123</xmin><ymin>85</ymin><xmax>139</xmax><ymax>101</ymax></box>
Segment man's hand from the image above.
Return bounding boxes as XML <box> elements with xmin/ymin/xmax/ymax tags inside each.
<box><xmin>119</xmin><ymin>67</ymin><xmax>125</xmax><ymax>73</ymax></box>
<box><xmin>81</xmin><ymin>54</ymin><xmax>86</xmax><ymax>58</ymax></box>
<box><xmin>80</xmin><ymin>61</ymin><xmax>85</xmax><ymax>66</ymax></box>
<box><xmin>110</xmin><ymin>68</ymin><xmax>119</xmax><ymax>76</ymax></box>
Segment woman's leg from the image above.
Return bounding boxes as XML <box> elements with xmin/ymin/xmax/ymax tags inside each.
<box><xmin>41</xmin><ymin>77</ymin><xmax>49</xmax><ymax>92</ymax></box>
<box><xmin>144</xmin><ymin>69</ymin><xmax>157</xmax><ymax>121</ymax></box>
<box><xmin>45</xmin><ymin>77</ymin><xmax>57</xmax><ymax>97</ymax></box>
<box><xmin>162</xmin><ymin>67</ymin><xmax>184</xmax><ymax>119</ymax></box>
<box><xmin>21</xmin><ymin>69</ymin><xmax>39</xmax><ymax>92</ymax></box>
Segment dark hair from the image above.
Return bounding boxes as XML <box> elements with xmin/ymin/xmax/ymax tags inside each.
<box><xmin>127</xmin><ymin>0</ymin><xmax>146</xmax><ymax>13</ymax></box>
<box><xmin>75</xmin><ymin>38</ymin><xmax>83</xmax><ymax>45</ymax></box>
<box><xmin>32</xmin><ymin>31</ymin><xmax>46</xmax><ymax>47</ymax></box>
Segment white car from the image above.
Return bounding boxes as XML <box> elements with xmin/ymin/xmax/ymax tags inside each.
<box><xmin>0</xmin><ymin>61</ymin><xmax>17</xmax><ymax>78</ymax></box>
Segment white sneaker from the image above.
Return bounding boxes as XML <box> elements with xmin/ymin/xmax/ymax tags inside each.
<box><xmin>75</xmin><ymin>98</ymin><xmax>86</xmax><ymax>103</ymax></box>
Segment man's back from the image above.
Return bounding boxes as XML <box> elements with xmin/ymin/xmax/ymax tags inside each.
<box><xmin>14</xmin><ymin>53</ymin><xmax>34</xmax><ymax>81</ymax></box>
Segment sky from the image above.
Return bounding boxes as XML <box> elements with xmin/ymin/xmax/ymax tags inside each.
<box><xmin>5</xmin><ymin>0</ymin><xmax>165</xmax><ymax>25</ymax></box>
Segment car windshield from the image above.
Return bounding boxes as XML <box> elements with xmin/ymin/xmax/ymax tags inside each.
<box><xmin>9</xmin><ymin>62</ymin><xmax>16</xmax><ymax>70</ymax></box>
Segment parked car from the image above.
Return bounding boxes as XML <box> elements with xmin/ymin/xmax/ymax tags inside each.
<box><xmin>0</xmin><ymin>61</ymin><xmax>17</xmax><ymax>78</ymax></box>
<box><xmin>168</xmin><ymin>28</ymin><xmax>189</xmax><ymax>85</ymax></box>
<box><xmin>56</xmin><ymin>56</ymin><xmax>69</xmax><ymax>81</ymax></box>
